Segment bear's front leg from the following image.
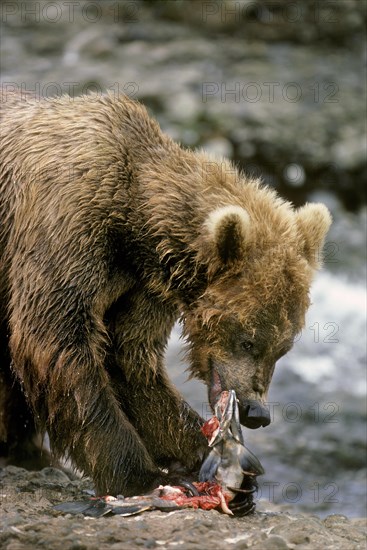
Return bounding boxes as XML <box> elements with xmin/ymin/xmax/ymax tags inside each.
<box><xmin>111</xmin><ymin>364</ymin><xmax>208</xmax><ymax>474</ymax></box>
<box><xmin>108</xmin><ymin>291</ymin><xmax>208</xmax><ymax>474</ymax></box>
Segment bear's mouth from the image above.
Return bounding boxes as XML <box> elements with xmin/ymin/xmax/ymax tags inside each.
<box><xmin>208</xmin><ymin>366</ymin><xmax>224</xmax><ymax>410</ymax></box>
<box><xmin>208</xmin><ymin>363</ymin><xmax>271</xmax><ymax>429</ymax></box>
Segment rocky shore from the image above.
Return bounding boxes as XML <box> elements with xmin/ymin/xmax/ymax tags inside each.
<box><xmin>1</xmin><ymin>466</ymin><xmax>366</xmax><ymax>549</ymax></box>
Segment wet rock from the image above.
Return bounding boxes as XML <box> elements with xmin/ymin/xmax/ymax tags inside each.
<box><xmin>143</xmin><ymin>539</ymin><xmax>156</xmax><ymax>548</ymax></box>
<box><xmin>39</xmin><ymin>467</ymin><xmax>72</xmax><ymax>482</ymax></box>
<box><xmin>287</xmin><ymin>531</ymin><xmax>311</xmax><ymax>545</ymax></box>
<box><xmin>0</xmin><ymin>466</ymin><xmax>28</xmax><ymax>479</ymax></box>
<box><xmin>323</xmin><ymin>514</ymin><xmax>350</xmax><ymax>526</ymax></box>
<box><xmin>263</xmin><ymin>535</ymin><xmax>289</xmax><ymax>549</ymax></box>
<box><xmin>156</xmin><ymin>0</ymin><xmax>366</xmax><ymax>46</ymax></box>
<box><xmin>233</xmin><ymin>542</ymin><xmax>249</xmax><ymax>550</ymax></box>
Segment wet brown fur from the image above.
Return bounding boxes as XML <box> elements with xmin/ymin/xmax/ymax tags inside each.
<box><xmin>0</xmin><ymin>92</ymin><xmax>331</xmax><ymax>495</ymax></box>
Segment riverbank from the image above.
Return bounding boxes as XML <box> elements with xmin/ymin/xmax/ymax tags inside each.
<box><xmin>1</xmin><ymin>466</ymin><xmax>366</xmax><ymax>549</ymax></box>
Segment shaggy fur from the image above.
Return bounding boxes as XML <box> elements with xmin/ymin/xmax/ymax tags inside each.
<box><xmin>0</xmin><ymin>92</ymin><xmax>331</xmax><ymax>495</ymax></box>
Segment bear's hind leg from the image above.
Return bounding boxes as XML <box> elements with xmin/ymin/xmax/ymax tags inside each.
<box><xmin>0</xmin><ymin>348</ymin><xmax>52</xmax><ymax>470</ymax></box>
<box><xmin>9</xmin><ymin>314</ymin><xmax>162</xmax><ymax>496</ymax></box>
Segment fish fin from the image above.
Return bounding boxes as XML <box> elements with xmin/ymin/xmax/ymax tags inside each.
<box><xmin>84</xmin><ymin>503</ymin><xmax>112</xmax><ymax>517</ymax></box>
<box><xmin>239</xmin><ymin>446</ymin><xmax>265</xmax><ymax>476</ymax></box>
<box><xmin>199</xmin><ymin>452</ymin><xmax>220</xmax><ymax>482</ymax></box>
<box><xmin>53</xmin><ymin>500</ymin><xmax>110</xmax><ymax>517</ymax></box>
<box><xmin>111</xmin><ymin>504</ymin><xmax>151</xmax><ymax>516</ymax></box>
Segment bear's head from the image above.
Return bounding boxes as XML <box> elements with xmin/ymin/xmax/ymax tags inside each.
<box><xmin>185</xmin><ymin>198</ymin><xmax>332</xmax><ymax>429</ymax></box>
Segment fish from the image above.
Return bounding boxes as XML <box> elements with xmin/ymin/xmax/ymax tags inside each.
<box><xmin>54</xmin><ymin>390</ymin><xmax>264</xmax><ymax>517</ymax></box>
<box><xmin>199</xmin><ymin>389</ymin><xmax>264</xmax><ymax>514</ymax></box>
<box><xmin>53</xmin><ymin>492</ymin><xmax>185</xmax><ymax>517</ymax></box>
<box><xmin>53</xmin><ymin>484</ymin><xmax>227</xmax><ymax>517</ymax></box>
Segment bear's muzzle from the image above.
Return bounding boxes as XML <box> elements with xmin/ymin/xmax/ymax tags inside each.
<box><xmin>238</xmin><ymin>399</ymin><xmax>271</xmax><ymax>429</ymax></box>
<box><xmin>208</xmin><ymin>367</ymin><xmax>271</xmax><ymax>429</ymax></box>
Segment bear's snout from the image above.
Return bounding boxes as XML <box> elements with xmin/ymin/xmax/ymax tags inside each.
<box><xmin>239</xmin><ymin>399</ymin><xmax>271</xmax><ymax>429</ymax></box>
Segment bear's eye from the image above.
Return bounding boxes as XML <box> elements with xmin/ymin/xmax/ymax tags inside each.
<box><xmin>240</xmin><ymin>340</ymin><xmax>254</xmax><ymax>352</ymax></box>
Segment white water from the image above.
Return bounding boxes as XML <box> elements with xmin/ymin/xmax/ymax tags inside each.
<box><xmin>279</xmin><ymin>271</ymin><xmax>367</xmax><ymax>397</ymax></box>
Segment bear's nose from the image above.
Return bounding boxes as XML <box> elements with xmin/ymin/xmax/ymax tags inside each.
<box><xmin>239</xmin><ymin>399</ymin><xmax>271</xmax><ymax>429</ymax></box>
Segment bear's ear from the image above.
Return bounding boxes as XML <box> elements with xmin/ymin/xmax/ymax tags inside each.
<box><xmin>295</xmin><ymin>203</ymin><xmax>332</xmax><ymax>268</ymax></box>
<box><xmin>205</xmin><ymin>205</ymin><xmax>250</xmax><ymax>265</ymax></box>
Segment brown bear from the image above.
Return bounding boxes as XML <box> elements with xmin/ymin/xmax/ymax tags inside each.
<box><xmin>0</xmin><ymin>91</ymin><xmax>331</xmax><ymax>496</ymax></box>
